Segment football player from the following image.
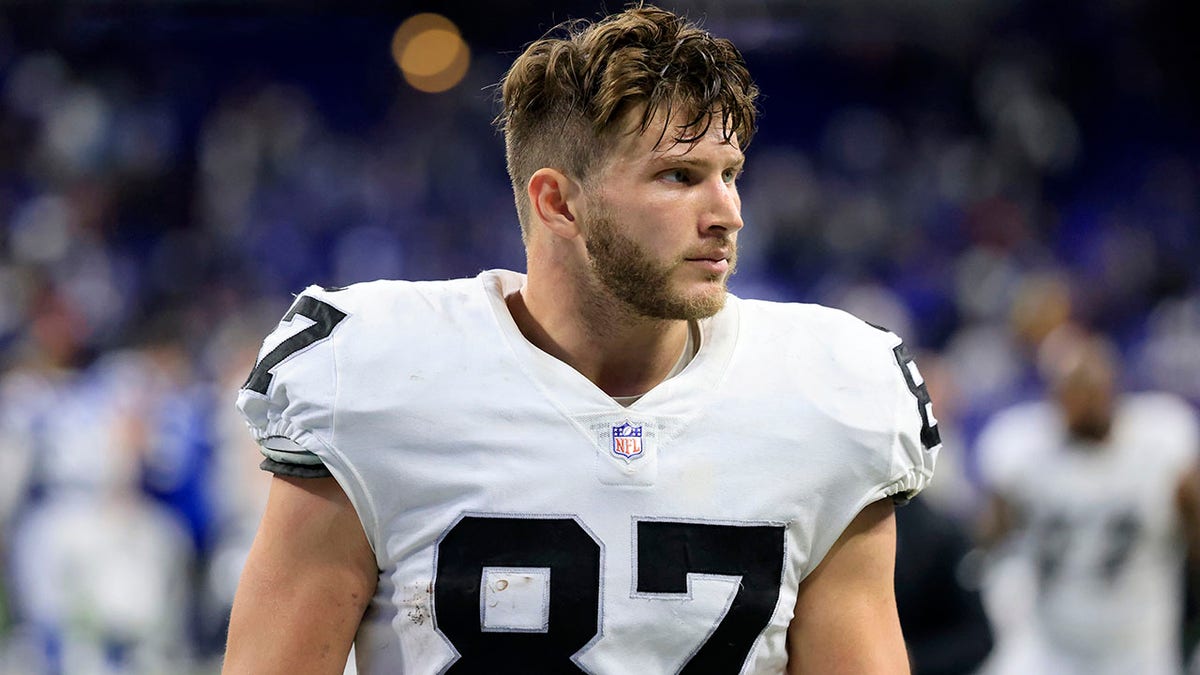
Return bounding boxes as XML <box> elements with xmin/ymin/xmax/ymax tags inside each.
<box><xmin>223</xmin><ymin>6</ymin><xmax>939</xmax><ymax>673</ymax></box>
<box><xmin>977</xmin><ymin>330</ymin><xmax>1200</xmax><ymax>675</ymax></box>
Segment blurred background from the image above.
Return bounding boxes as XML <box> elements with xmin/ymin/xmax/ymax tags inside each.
<box><xmin>0</xmin><ymin>0</ymin><xmax>1196</xmax><ymax>673</ymax></box>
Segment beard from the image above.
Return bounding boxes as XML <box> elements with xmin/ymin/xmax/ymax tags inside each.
<box><xmin>581</xmin><ymin>206</ymin><xmax>735</xmax><ymax>321</ymax></box>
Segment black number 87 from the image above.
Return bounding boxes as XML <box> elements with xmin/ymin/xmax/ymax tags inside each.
<box><xmin>434</xmin><ymin>515</ymin><xmax>786</xmax><ymax>673</ymax></box>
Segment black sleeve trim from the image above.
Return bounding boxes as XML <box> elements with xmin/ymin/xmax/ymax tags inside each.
<box><xmin>259</xmin><ymin>457</ymin><xmax>334</xmax><ymax>478</ymax></box>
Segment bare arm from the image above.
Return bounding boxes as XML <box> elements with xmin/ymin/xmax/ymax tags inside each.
<box><xmin>787</xmin><ymin>498</ymin><xmax>909</xmax><ymax>675</ymax></box>
<box><xmin>223</xmin><ymin>475</ymin><xmax>378</xmax><ymax>675</ymax></box>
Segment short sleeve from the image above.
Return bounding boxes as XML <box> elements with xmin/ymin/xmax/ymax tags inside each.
<box><xmin>235</xmin><ymin>287</ymin><xmax>349</xmax><ymax>478</ymax></box>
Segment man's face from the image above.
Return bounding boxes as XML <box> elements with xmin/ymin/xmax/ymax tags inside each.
<box><xmin>577</xmin><ymin>109</ymin><xmax>745</xmax><ymax>321</ymax></box>
<box><xmin>1053</xmin><ymin>344</ymin><xmax>1117</xmax><ymax>442</ymax></box>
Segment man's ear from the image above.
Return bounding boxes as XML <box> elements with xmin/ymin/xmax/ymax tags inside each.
<box><xmin>527</xmin><ymin>168</ymin><xmax>583</xmax><ymax>239</ymax></box>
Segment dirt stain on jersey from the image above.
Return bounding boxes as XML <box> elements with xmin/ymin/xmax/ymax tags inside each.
<box><xmin>403</xmin><ymin>581</ymin><xmax>433</xmax><ymax>625</ymax></box>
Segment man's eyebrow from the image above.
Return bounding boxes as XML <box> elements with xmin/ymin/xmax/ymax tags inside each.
<box><xmin>651</xmin><ymin>154</ymin><xmax>746</xmax><ymax>169</ymax></box>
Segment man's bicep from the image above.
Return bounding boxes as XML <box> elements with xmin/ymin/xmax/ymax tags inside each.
<box><xmin>223</xmin><ymin>475</ymin><xmax>377</xmax><ymax>675</ymax></box>
<box><xmin>787</xmin><ymin>499</ymin><xmax>909</xmax><ymax>675</ymax></box>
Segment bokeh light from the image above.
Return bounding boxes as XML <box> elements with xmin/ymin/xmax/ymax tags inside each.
<box><xmin>391</xmin><ymin>13</ymin><xmax>470</xmax><ymax>94</ymax></box>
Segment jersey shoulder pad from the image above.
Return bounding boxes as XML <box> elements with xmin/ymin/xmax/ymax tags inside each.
<box><xmin>1119</xmin><ymin>392</ymin><xmax>1200</xmax><ymax>470</ymax></box>
<box><xmin>743</xmin><ymin>300</ymin><xmax>940</xmax><ymax>502</ymax></box>
<box><xmin>788</xmin><ymin>301</ymin><xmax>941</xmax><ymax>445</ymax></box>
<box><xmin>236</xmin><ymin>284</ymin><xmax>356</xmax><ymax>473</ymax></box>
<box><xmin>975</xmin><ymin>399</ymin><xmax>1058</xmax><ymax>493</ymax></box>
<box><xmin>739</xmin><ymin>300</ymin><xmax>898</xmax><ymax>383</ymax></box>
<box><xmin>236</xmin><ymin>277</ymin><xmax>484</xmax><ymax>474</ymax></box>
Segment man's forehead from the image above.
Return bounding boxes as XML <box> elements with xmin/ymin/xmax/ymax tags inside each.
<box><xmin>613</xmin><ymin>106</ymin><xmax>742</xmax><ymax>161</ymax></box>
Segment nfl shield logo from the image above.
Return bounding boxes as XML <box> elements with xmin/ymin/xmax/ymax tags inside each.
<box><xmin>611</xmin><ymin>422</ymin><xmax>644</xmax><ymax>461</ymax></box>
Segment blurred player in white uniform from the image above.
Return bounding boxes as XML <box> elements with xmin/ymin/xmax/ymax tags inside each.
<box><xmin>977</xmin><ymin>332</ymin><xmax>1200</xmax><ymax>675</ymax></box>
<box><xmin>222</xmin><ymin>6</ymin><xmax>939</xmax><ymax>674</ymax></box>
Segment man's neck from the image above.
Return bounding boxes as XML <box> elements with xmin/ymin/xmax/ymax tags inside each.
<box><xmin>507</xmin><ymin>271</ymin><xmax>692</xmax><ymax>398</ymax></box>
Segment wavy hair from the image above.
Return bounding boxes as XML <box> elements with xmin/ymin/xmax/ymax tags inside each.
<box><xmin>495</xmin><ymin>4</ymin><xmax>759</xmax><ymax>239</ymax></box>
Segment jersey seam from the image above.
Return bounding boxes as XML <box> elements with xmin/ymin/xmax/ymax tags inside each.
<box><xmin>327</xmin><ymin>306</ymin><xmax>382</xmax><ymax>560</ymax></box>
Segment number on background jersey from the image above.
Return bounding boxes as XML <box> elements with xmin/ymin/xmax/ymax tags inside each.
<box><xmin>242</xmin><ymin>296</ymin><xmax>347</xmax><ymax>395</ymax></box>
<box><xmin>434</xmin><ymin>516</ymin><xmax>786</xmax><ymax>673</ymax></box>
<box><xmin>1035</xmin><ymin>514</ymin><xmax>1071</xmax><ymax>586</ymax></box>
<box><xmin>1100</xmin><ymin>510</ymin><xmax>1141</xmax><ymax>583</ymax></box>
<box><xmin>1035</xmin><ymin>509</ymin><xmax>1143</xmax><ymax>588</ymax></box>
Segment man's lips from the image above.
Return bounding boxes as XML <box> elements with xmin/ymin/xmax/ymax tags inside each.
<box><xmin>684</xmin><ymin>256</ymin><xmax>730</xmax><ymax>274</ymax></box>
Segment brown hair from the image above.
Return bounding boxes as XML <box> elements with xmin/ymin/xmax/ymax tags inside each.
<box><xmin>495</xmin><ymin>4</ymin><xmax>759</xmax><ymax>239</ymax></box>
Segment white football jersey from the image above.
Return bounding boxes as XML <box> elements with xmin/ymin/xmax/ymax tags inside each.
<box><xmin>237</xmin><ymin>269</ymin><xmax>938</xmax><ymax>674</ymax></box>
<box><xmin>978</xmin><ymin>393</ymin><xmax>1200</xmax><ymax>675</ymax></box>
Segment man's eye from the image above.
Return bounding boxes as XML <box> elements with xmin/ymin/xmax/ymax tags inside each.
<box><xmin>722</xmin><ymin>167</ymin><xmax>742</xmax><ymax>183</ymax></box>
<box><xmin>662</xmin><ymin>169</ymin><xmax>690</xmax><ymax>183</ymax></box>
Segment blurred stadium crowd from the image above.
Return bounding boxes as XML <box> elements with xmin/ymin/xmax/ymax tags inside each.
<box><xmin>0</xmin><ymin>1</ymin><xmax>1196</xmax><ymax>673</ymax></box>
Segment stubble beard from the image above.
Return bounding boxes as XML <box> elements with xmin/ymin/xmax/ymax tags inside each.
<box><xmin>581</xmin><ymin>206</ymin><xmax>735</xmax><ymax>321</ymax></box>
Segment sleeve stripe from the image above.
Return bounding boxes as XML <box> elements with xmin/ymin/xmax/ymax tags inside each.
<box><xmin>260</xmin><ymin>435</ymin><xmax>325</xmax><ymax>465</ymax></box>
<box><xmin>260</xmin><ymin>457</ymin><xmax>333</xmax><ymax>478</ymax></box>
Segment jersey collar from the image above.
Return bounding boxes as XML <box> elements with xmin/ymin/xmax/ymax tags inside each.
<box><xmin>479</xmin><ymin>269</ymin><xmax>739</xmax><ymax>419</ymax></box>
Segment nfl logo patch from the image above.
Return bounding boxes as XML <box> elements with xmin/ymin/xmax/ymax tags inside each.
<box><xmin>611</xmin><ymin>421</ymin><xmax>644</xmax><ymax>461</ymax></box>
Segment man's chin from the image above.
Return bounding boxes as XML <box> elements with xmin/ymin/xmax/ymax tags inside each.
<box><xmin>666</xmin><ymin>283</ymin><xmax>728</xmax><ymax>320</ymax></box>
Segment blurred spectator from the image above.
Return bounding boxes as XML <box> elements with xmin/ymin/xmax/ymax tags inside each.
<box><xmin>196</xmin><ymin>307</ymin><xmax>278</xmax><ymax>657</ymax></box>
<box><xmin>2</xmin><ymin>324</ymin><xmax>197</xmax><ymax>672</ymax></box>
<box><xmin>975</xmin><ymin>330</ymin><xmax>1200</xmax><ymax>675</ymax></box>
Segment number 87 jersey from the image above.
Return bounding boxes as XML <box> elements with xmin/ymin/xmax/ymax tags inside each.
<box><xmin>236</xmin><ymin>269</ymin><xmax>939</xmax><ymax>674</ymax></box>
